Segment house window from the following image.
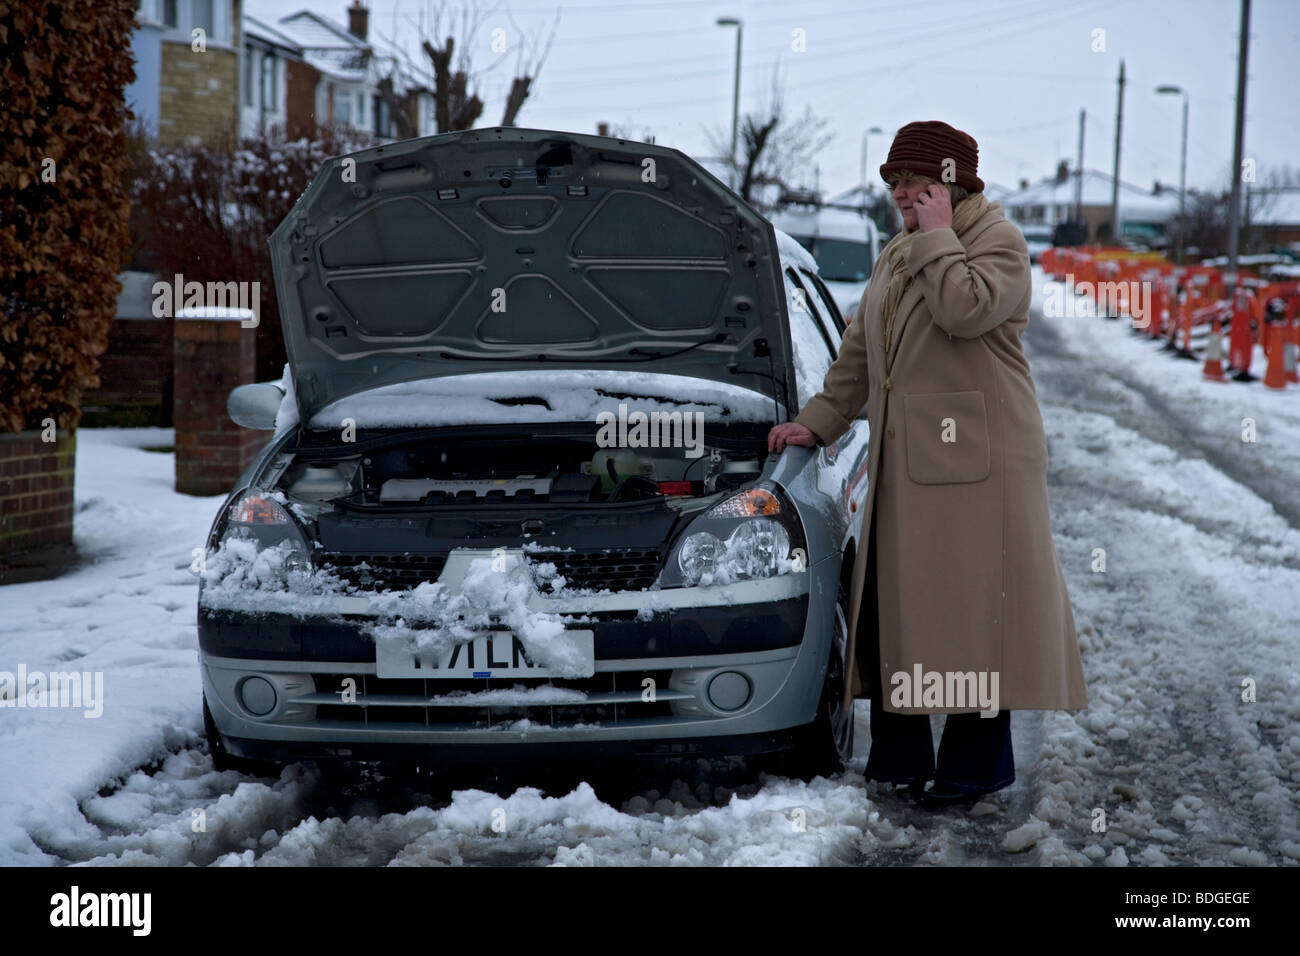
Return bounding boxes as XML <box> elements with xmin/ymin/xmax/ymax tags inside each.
<box><xmin>192</xmin><ymin>0</ymin><xmax>213</xmax><ymax>34</ymax></box>
<box><xmin>333</xmin><ymin>87</ymin><xmax>352</xmax><ymax>126</ymax></box>
<box><xmin>162</xmin><ymin>0</ymin><xmax>177</xmax><ymax>27</ymax></box>
<box><xmin>356</xmin><ymin>90</ymin><xmax>366</xmax><ymax>127</ymax></box>
<box><xmin>374</xmin><ymin>95</ymin><xmax>392</xmax><ymax>137</ymax></box>
<box><xmin>260</xmin><ymin>53</ymin><xmax>277</xmax><ymax>111</ymax></box>
<box><xmin>243</xmin><ymin>50</ymin><xmax>255</xmax><ymax>107</ymax></box>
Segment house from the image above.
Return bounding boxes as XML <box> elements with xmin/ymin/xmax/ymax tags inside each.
<box><xmin>133</xmin><ymin>0</ymin><xmax>243</xmax><ymax>146</ymax></box>
<box><xmin>125</xmin><ymin>7</ymin><xmax>166</xmax><ymax>136</ymax></box>
<box><xmin>272</xmin><ymin>3</ymin><xmax>432</xmax><ymax>141</ymax></box>
<box><xmin>1245</xmin><ymin>187</ymin><xmax>1300</xmax><ymax>252</ymax></box>
<box><xmin>240</xmin><ymin>15</ymin><xmax>299</xmax><ymax>139</ymax></box>
<box><xmin>1001</xmin><ymin>168</ymin><xmax>1181</xmax><ymax>245</ymax></box>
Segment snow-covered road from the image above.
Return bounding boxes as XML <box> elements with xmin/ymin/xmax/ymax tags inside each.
<box><xmin>2</xmin><ymin>267</ymin><xmax>1296</xmax><ymax>866</ymax></box>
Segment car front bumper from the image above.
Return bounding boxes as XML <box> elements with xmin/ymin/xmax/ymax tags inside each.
<box><xmin>199</xmin><ymin>550</ymin><xmax>837</xmax><ymax>762</ymax></box>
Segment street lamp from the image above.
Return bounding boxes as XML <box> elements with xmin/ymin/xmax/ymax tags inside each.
<box><xmin>1156</xmin><ymin>84</ymin><xmax>1188</xmax><ymax>264</ymax></box>
<box><xmin>860</xmin><ymin>125</ymin><xmax>883</xmax><ymax>201</ymax></box>
<box><xmin>716</xmin><ymin>17</ymin><xmax>742</xmax><ymax>190</ymax></box>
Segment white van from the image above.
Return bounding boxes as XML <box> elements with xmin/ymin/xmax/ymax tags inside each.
<box><xmin>769</xmin><ymin>204</ymin><xmax>881</xmax><ymax>320</ymax></box>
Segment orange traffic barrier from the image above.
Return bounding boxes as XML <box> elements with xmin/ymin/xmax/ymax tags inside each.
<box><xmin>1148</xmin><ymin>281</ymin><xmax>1167</xmax><ymax>339</ymax></box>
<box><xmin>1228</xmin><ymin>289</ymin><xmax>1256</xmax><ymax>381</ymax></box>
<box><xmin>1202</xmin><ymin>317</ymin><xmax>1226</xmax><ymax>382</ymax></box>
<box><xmin>1179</xmin><ymin>301</ymin><xmax>1196</xmax><ymax>359</ymax></box>
<box><xmin>1285</xmin><ymin>324</ymin><xmax>1299</xmax><ymax>384</ymax></box>
<box><xmin>1263</xmin><ymin>326</ymin><xmax>1288</xmax><ymax>389</ymax></box>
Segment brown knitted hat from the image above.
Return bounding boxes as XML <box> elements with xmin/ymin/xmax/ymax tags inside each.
<box><xmin>880</xmin><ymin>120</ymin><xmax>984</xmax><ymax>192</ymax></box>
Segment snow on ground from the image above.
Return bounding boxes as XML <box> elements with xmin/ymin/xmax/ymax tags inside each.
<box><xmin>1</xmin><ymin>276</ymin><xmax>1297</xmax><ymax>865</ymax></box>
<box><xmin>0</xmin><ymin>429</ymin><xmax>218</xmax><ymax>864</ymax></box>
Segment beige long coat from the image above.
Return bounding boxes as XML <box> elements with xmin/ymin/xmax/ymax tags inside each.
<box><xmin>795</xmin><ymin>201</ymin><xmax>1088</xmax><ymax>714</ymax></box>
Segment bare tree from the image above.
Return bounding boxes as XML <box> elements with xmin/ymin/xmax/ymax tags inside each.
<box><xmin>500</xmin><ymin>5</ymin><xmax>560</xmax><ymax>127</ymax></box>
<box><xmin>705</xmin><ymin>67</ymin><xmax>833</xmax><ymax>209</ymax></box>
<box><xmin>374</xmin><ymin>1</ymin><xmax>559</xmax><ymax>137</ymax></box>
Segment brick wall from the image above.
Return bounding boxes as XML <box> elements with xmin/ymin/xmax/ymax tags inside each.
<box><xmin>81</xmin><ymin>317</ymin><xmax>174</xmax><ymax>427</ymax></box>
<box><xmin>157</xmin><ymin>42</ymin><xmax>239</xmax><ymax>146</ymax></box>
<box><xmin>173</xmin><ymin>317</ymin><xmax>264</xmax><ymax>496</ymax></box>
<box><xmin>0</xmin><ymin>429</ymin><xmax>76</xmax><ymax>584</ymax></box>
<box><xmin>285</xmin><ymin>59</ymin><xmax>322</xmax><ymax>139</ymax></box>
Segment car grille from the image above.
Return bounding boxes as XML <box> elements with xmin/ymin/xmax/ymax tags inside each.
<box><xmin>535</xmin><ymin>548</ymin><xmax>663</xmax><ymax>592</ymax></box>
<box><xmin>317</xmin><ymin>549</ymin><xmax>664</xmax><ymax>593</ymax></box>
<box><xmin>305</xmin><ymin>669</ymin><xmax>679</xmax><ymax>728</ymax></box>
<box><xmin>317</xmin><ymin>552</ymin><xmax>447</xmax><ymax>590</ymax></box>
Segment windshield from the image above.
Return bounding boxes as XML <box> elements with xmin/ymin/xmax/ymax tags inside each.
<box><xmin>789</xmin><ymin>235</ymin><xmax>873</xmax><ymax>282</ymax></box>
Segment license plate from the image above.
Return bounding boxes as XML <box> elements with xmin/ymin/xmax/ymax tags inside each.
<box><xmin>375</xmin><ymin>630</ymin><xmax>595</xmax><ymax>679</ymax></box>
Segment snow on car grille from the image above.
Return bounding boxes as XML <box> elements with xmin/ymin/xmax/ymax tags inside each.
<box><xmin>541</xmin><ymin>549</ymin><xmax>664</xmax><ymax>592</ymax></box>
<box><xmin>306</xmin><ymin>670</ymin><xmax>679</xmax><ymax>727</ymax></box>
<box><xmin>316</xmin><ymin>552</ymin><xmax>448</xmax><ymax>590</ymax></box>
<box><xmin>317</xmin><ymin>549</ymin><xmax>664</xmax><ymax>592</ymax></box>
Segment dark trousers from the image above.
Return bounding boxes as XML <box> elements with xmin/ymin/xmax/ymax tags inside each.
<box><xmin>858</xmin><ymin>511</ymin><xmax>1015</xmax><ymax>793</ymax></box>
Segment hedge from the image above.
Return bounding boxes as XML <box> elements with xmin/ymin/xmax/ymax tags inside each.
<box><xmin>0</xmin><ymin>0</ymin><xmax>136</xmax><ymax>433</ymax></box>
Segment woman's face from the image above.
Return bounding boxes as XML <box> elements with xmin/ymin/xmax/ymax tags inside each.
<box><xmin>890</xmin><ymin>174</ymin><xmax>935</xmax><ymax>232</ymax></box>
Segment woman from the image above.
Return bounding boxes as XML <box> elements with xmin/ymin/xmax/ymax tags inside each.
<box><xmin>768</xmin><ymin>121</ymin><xmax>1087</xmax><ymax>809</ymax></box>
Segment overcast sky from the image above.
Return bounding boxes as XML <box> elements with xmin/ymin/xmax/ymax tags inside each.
<box><xmin>249</xmin><ymin>0</ymin><xmax>1297</xmax><ymax>197</ymax></box>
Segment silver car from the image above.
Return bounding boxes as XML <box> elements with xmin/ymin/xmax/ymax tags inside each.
<box><xmin>198</xmin><ymin>128</ymin><xmax>869</xmax><ymax>781</ymax></box>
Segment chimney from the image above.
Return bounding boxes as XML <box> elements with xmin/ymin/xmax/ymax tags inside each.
<box><xmin>347</xmin><ymin>1</ymin><xmax>369</xmax><ymax>40</ymax></box>
<box><xmin>596</xmin><ymin>122</ymin><xmax>610</xmax><ymax>136</ymax></box>
<box><xmin>1019</xmin><ymin>178</ymin><xmax>1030</xmax><ymax>191</ymax></box>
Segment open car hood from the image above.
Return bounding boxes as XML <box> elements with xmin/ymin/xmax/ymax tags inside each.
<box><xmin>269</xmin><ymin>128</ymin><xmax>796</xmax><ymax>428</ymax></box>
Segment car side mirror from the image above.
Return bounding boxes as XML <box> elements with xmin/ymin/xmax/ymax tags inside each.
<box><xmin>227</xmin><ymin>382</ymin><xmax>285</xmax><ymax>430</ymax></box>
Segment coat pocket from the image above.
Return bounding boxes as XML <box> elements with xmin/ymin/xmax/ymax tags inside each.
<box><xmin>902</xmin><ymin>390</ymin><xmax>991</xmax><ymax>484</ymax></box>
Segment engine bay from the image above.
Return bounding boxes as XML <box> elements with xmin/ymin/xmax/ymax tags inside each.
<box><xmin>279</xmin><ymin>424</ymin><xmax>771</xmax><ymax>509</ymax></box>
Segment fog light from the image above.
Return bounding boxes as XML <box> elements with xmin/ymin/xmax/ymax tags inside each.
<box><xmin>238</xmin><ymin>676</ymin><xmax>277</xmax><ymax>716</ymax></box>
<box><xmin>706</xmin><ymin>671</ymin><xmax>751</xmax><ymax>711</ymax></box>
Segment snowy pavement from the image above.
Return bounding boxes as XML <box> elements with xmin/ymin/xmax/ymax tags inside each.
<box><xmin>1</xmin><ymin>268</ymin><xmax>1297</xmax><ymax>865</ymax></box>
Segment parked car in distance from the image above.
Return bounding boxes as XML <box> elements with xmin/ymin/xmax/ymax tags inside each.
<box><xmin>1017</xmin><ymin>223</ymin><xmax>1054</xmax><ymax>264</ymax></box>
<box><xmin>770</xmin><ymin>204</ymin><xmax>880</xmax><ymax>321</ymax></box>
<box><xmin>199</xmin><ymin>128</ymin><xmax>870</xmax><ymax>782</ymax></box>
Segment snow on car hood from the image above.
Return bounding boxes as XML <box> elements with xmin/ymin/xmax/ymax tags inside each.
<box><xmin>273</xmin><ymin>368</ymin><xmax>777</xmax><ymax>435</ymax></box>
<box><xmin>269</xmin><ymin>128</ymin><xmax>797</xmax><ymax>427</ymax></box>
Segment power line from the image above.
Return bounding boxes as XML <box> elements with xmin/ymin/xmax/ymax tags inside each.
<box><xmin>541</xmin><ymin>0</ymin><xmax>1047</xmax><ymax>86</ymax></box>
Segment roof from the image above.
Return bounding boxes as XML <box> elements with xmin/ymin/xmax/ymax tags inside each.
<box><xmin>275</xmin><ymin>9</ymin><xmax>423</xmax><ymax>89</ymax></box>
<box><xmin>244</xmin><ymin>14</ymin><xmax>301</xmax><ymax>54</ymax></box>
<box><xmin>115</xmin><ymin>271</ymin><xmax>161</xmax><ymax>320</ymax></box>
<box><xmin>770</xmin><ymin>205</ymin><xmax>877</xmax><ymax>244</ymax></box>
<box><xmin>1249</xmin><ymin>188</ymin><xmax>1300</xmax><ymax>227</ymax></box>
<box><xmin>1002</xmin><ymin>168</ymin><xmax>1181</xmax><ymax>222</ymax></box>
<box><xmin>276</xmin><ymin>10</ymin><xmax>372</xmax><ymax>82</ymax></box>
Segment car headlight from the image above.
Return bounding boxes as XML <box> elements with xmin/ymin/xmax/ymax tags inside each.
<box><xmin>204</xmin><ymin>490</ymin><xmax>313</xmax><ymax>585</ymax></box>
<box><xmin>660</xmin><ymin>485</ymin><xmax>805</xmax><ymax>588</ymax></box>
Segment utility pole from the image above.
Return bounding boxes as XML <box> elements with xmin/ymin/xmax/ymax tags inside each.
<box><xmin>716</xmin><ymin>17</ymin><xmax>743</xmax><ymax>191</ymax></box>
<box><xmin>1225</xmin><ymin>0</ymin><xmax>1251</xmax><ymax>296</ymax></box>
<box><xmin>1075</xmin><ymin>108</ymin><xmax>1086</xmax><ymax>225</ymax></box>
<box><xmin>1110</xmin><ymin>59</ymin><xmax>1125</xmax><ymax>244</ymax></box>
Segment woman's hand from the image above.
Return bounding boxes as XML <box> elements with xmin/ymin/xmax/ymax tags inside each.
<box><xmin>914</xmin><ymin>183</ymin><xmax>953</xmax><ymax>232</ymax></box>
<box><xmin>768</xmin><ymin>422</ymin><xmax>819</xmax><ymax>453</ymax></box>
